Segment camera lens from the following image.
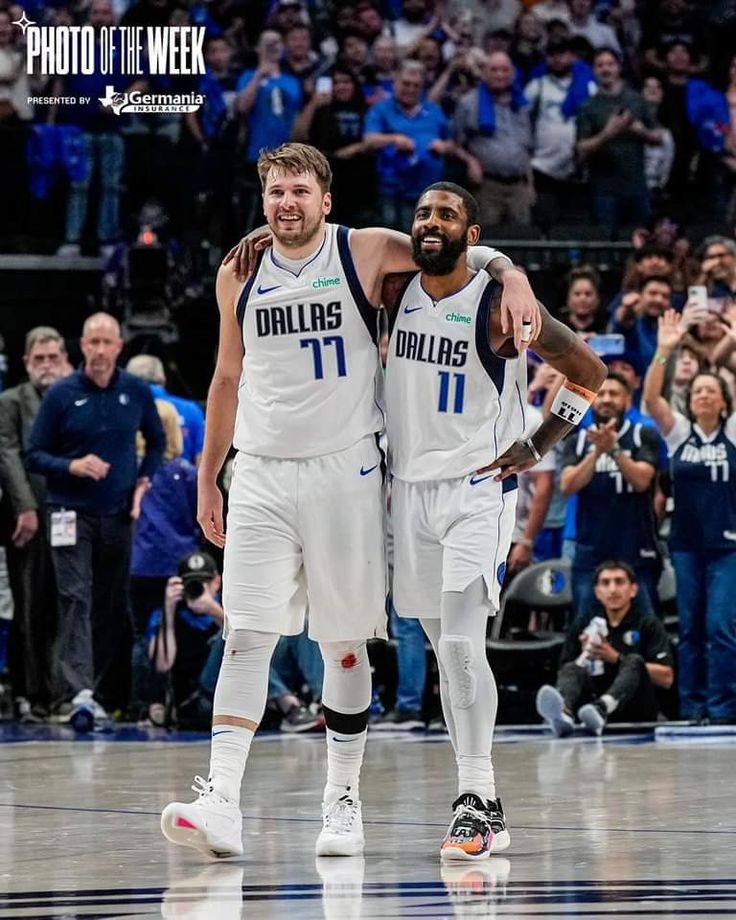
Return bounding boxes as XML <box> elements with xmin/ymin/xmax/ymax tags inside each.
<box><xmin>183</xmin><ymin>579</ymin><xmax>205</xmax><ymax>601</ymax></box>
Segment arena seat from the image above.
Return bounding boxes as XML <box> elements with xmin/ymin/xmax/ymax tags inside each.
<box><xmin>488</xmin><ymin>559</ymin><xmax>573</xmax><ymax>723</ymax></box>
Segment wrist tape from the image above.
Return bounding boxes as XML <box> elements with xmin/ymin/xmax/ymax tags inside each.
<box><xmin>550</xmin><ymin>380</ymin><xmax>597</xmax><ymax>425</ymax></box>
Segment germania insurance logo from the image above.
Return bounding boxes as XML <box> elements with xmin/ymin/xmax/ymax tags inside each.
<box><xmin>99</xmin><ymin>85</ymin><xmax>204</xmax><ymax>114</ymax></box>
<box><xmin>14</xmin><ymin>10</ymin><xmax>207</xmax><ymax>112</ymax></box>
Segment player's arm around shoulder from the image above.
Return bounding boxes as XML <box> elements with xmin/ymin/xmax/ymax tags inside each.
<box><xmin>381</xmin><ymin>271</ymin><xmax>417</xmax><ymax>319</ymax></box>
<box><xmin>349</xmin><ymin>227</ymin><xmax>418</xmax><ymax>305</ymax></box>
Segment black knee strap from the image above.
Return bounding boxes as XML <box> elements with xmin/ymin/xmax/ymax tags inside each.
<box><xmin>322</xmin><ymin>704</ymin><xmax>370</xmax><ymax>734</ymax></box>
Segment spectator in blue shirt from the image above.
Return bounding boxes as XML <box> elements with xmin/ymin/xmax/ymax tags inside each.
<box><xmin>236</xmin><ymin>30</ymin><xmax>303</xmax><ymax>230</ymax></box>
<box><xmin>364</xmin><ymin>60</ymin><xmax>466</xmax><ymax>230</ymax></box>
<box><xmin>127</xmin><ymin>355</ymin><xmax>205</xmax><ymax>465</ymax></box>
<box><xmin>610</xmin><ymin>275</ymin><xmax>674</xmax><ymax>370</ymax></box>
<box><xmin>26</xmin><ymin>312</ymin><xmax>165</xmax><ymax>721</ymax></box>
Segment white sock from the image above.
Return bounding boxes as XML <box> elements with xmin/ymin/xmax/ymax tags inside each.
<box><xmin>457</xmin><ymin>753</ymin><xmax>495</xmax><ymax>802</ymax></box>
<box><xmin>209</xmin><ymin>725</ymin><xmax>254</xmax><ymax>803</ymax></box>
<box><xmin>600</xmin><ymin>694</ymin><xmax>618</xmax><ymax>714</ymax></box>
<box><xmin>324</xmin><ymin>728</ymin><xmax>367</xmax><ymax>804</ymax></box>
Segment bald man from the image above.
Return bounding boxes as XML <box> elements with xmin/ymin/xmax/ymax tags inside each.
<box><xmin>26</xmin><ymin>313</ymin><xmax>165</xmax><ymax>724</ymax></box>
<box><xmin>453</xmin><ymin>51</ymin><xmax>534</xmax><ymax>227</ymax></box>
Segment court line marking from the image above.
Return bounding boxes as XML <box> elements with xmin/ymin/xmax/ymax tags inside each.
<box><xmin>2</xmin><ymin>800</ymin><xmax>736</xmax><ymax>836</ymax></box>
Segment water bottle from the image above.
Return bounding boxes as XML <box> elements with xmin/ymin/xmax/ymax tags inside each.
<box><xmin>576</xmin><ymin>616</ymin><xmax>608</xmax><ymax>677</ymax></box>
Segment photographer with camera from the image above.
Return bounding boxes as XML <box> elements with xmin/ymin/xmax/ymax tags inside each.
<box><xmin>145</xmin><ymin>551</ymin><xmax>323</xmax><ymax>731</ymax></box>
<box><xmin>536</xmin><ymin>561</ymin><xmax>674</xmax><ymax>737</ymax></box>
<box><xmin>145</xmin><ymin>551</ymin><xmax>225</xmax><ymax>727</ymax></box>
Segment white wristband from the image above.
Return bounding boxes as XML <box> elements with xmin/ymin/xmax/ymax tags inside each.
<box><xmin>550</xmin><ymin>381</ymin><xmax>596</xmax><ymax>426</ymax></box>
<box><xmin>467</xmin><ymin>246</ymin><xmax>511</xmax><ymax>276</ymax></box>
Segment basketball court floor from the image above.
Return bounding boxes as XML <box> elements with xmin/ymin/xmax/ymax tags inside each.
<box><xmin>2</xmin><ymin>725</ymin><xmax>735</xmax><ymax>919</ymax></box>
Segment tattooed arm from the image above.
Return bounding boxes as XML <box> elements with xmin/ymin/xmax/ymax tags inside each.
<box><xmin>481</xmin><ymin>301</ymin><xmax>607</xmax><ymax>479</ymax></box>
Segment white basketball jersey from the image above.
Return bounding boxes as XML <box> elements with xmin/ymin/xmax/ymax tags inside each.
<box><xmin>233</xmin><ymin>224</ymin><xmax>384</xmax><ymax>458</ymax></box>
<box><xmin>386</xmin><ymin>271</ymin><xmax>527</xmax><ymax>481</ymax></box>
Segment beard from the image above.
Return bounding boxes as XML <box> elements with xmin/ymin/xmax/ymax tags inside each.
<box><xmin>270</xmin><ymin>211</ymin><xmax>323</xmax><ymax>249</ymax></box>
<box><xmin>411</xmin><ymin>232</ymin><xmax>467</xmax><ymax>275</ymax></box>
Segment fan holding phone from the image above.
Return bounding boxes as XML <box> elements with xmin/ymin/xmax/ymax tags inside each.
<box><xmin>291</xmin><ymin>67</ymin><xmax>375</xmax><ymax>224</ymax></box>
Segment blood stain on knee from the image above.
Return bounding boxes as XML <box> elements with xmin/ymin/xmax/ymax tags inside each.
<box><xmin>341</xmin><ymin>652</ymin><xmax>357</xmax><ymax>669</ymax></box>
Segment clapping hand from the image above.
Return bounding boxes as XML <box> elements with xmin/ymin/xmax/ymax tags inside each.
<box><xmin>586</xmin><ymin>418</ymin><xmax>618</xmax><ymax>454</ymax></box>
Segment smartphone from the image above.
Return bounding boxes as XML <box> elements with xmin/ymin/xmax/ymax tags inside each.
<box><xmin>315</xmin><ymin>75</ymin><xmax>333</xmax><ymax>95</ymax></box>
<box><xmin>688</xmin><ymin>285</ymin><xmax>708</xmax><ymax>312</ymax></box>
<box><xmin>587</xmin><ymin>334</ymin><xmax>625</xmax><ymax>357</ymax></box>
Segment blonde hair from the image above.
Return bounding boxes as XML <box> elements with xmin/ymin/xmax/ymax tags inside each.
<box><xmin>137</xmin><ymin>399</ymin><xmax>183</xmax><ymax>461</ymax></box>
<box><xmin>257</xmin><ymin>143</ymin><xmax>332</xmax><ymax>194</ymax></box>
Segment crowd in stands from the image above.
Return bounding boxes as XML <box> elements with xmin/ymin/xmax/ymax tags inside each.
<box><xmin>0</xmin><ymin>0</ymin><xmax>735</xmax><ymax>255</ymax></box>
<box><xmin>0</xmin><ymin>0</ymin><xmax>735</xmax><ymax>733</ymax></box>
<box><xmin>0</xmin><ymin>234</ymin><xmax>734</xmax><ymax>731</ymax></box>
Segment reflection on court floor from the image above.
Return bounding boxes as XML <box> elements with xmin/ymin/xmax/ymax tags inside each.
<box><xmin>2</xmin><ymin>730</ymin><xmax>735</xmax><ymax>918</ymax></box>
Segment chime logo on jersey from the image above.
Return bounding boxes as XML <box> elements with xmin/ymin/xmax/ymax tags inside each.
<box><xmin>445</xmin><ymin>312</ymin><xmax>472</xmax><ymax>325</ymax></box>
<box><xmin>312</xmin><ymin>276</ymin><xmax>342</xmax><ymax>289</ymax></box>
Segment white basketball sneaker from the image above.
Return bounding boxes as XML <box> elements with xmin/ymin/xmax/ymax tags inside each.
<box><xmin>161</xmin><ymin>776</ymin><xmax>243</xmax><ymax>858</ymax></box>
<box><xmin>315</xmin><ymin>795</ymin><xmax>365</xmax><ymax>856</ymax></box>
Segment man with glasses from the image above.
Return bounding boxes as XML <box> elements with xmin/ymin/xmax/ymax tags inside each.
<box><xmin>701</xmin><ymin>236</ymin><xmax>736</xmax><ymax>299</ymax></box>
<box><xmin>0</xmin><ymin>328</ymin><xmax>71</xmax><ymax>720</ymax></box>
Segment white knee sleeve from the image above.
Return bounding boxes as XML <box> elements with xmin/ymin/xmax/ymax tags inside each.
<box><xmin>320</xmin><ymin>640</ymin><xmax>371</xmax><ymax>714</ymax></box>
<box><xmin>213</xmin><ymin>628</ymin><xmax>279</xmax><ymax>724</ymax></box>
<box><xmin>438</xmin><ymin>635</ymin><xmax>477</xmax><ymax>709</ymax></box>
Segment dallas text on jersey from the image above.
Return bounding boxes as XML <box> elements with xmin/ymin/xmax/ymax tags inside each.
<box><xmin>255</xmin><ymin>302</ymin><xmax>342</xmax><ymax>337</ymax></box>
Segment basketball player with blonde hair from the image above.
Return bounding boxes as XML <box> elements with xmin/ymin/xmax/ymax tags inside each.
<box><xmin>161</xmin><ymin>144</ymin><xmax>541</xmax><ymax>860</ymax></box>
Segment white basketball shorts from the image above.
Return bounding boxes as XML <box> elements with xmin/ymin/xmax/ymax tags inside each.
<box><xmin>223</xmin><ymin>435</ymin><xmax>387</xmax><ymax>642</ymax></box>
<box><xmin>391</xmin><ymin>472</ymin><xmax>518</xmax><ymax>618</ymax></box>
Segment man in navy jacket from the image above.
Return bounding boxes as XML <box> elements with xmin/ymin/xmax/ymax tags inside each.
<box><xmin>26</xmin><ymin>312</ymin><xmax>164</xmax><ymax>719</ymax></box>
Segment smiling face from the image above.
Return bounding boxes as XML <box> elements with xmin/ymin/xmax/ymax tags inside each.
<box><xmin>593</xmin><ymin>377</ymin><xmax>629</xmax><ymax>424</ymax></box>
<box><xmin>703</xmin><ymin>242</ymin><xmax>736</xmax><ymax>282</ymax></box>
<box><xmin>639</xmin><ymin>279</ymin><xmax>672</xmax><ymax>318</ymax></box>
<box><xmin>262</xmin><ymin>168</ymin><xmax>331</xmax><ymax>249</ymax></box>
<box><xmin>410</xmin><ymin>190</ymin><xmax>480</xmax><ymax>276</ymax></box>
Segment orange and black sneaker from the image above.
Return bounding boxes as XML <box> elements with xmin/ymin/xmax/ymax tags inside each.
<box><xmin>440</xmin><ymin>793</ymin><xmax>493</xmax><ymax>861</ymax></box>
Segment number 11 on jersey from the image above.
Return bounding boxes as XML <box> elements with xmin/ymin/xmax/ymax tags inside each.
<box><xmin>437</xmin><ymin>370</ymin><xmax>465</xmax><ymax>414</ymax></box>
